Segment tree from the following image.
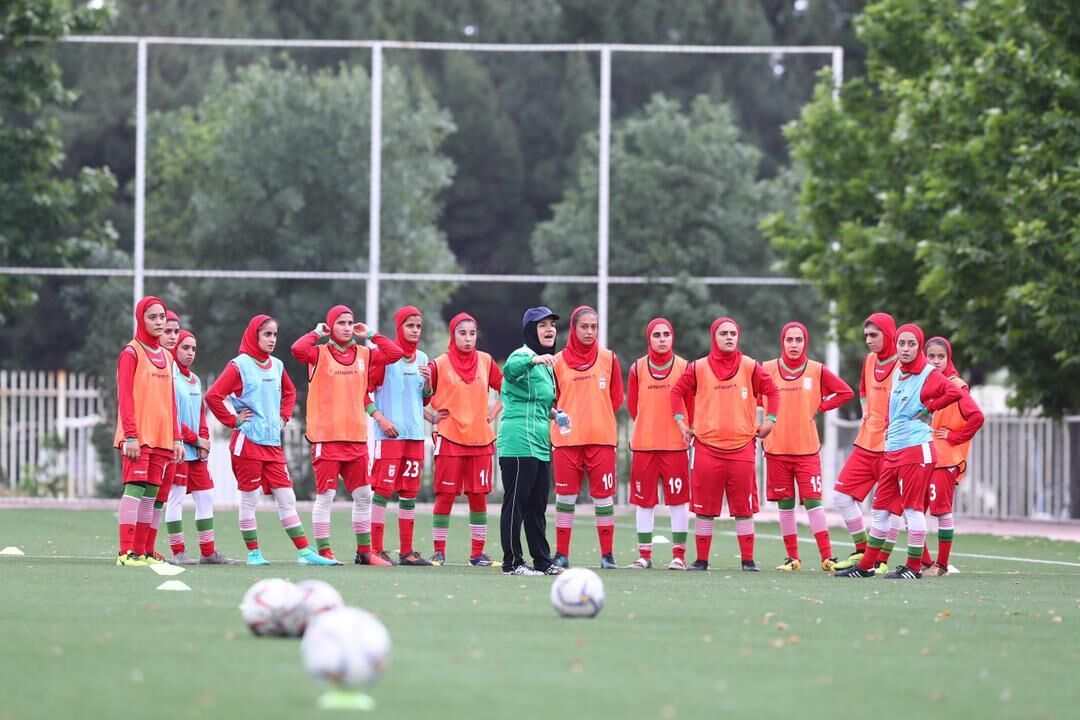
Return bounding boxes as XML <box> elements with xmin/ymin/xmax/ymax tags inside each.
<box><xmin>533</xmin><ymin>94</ymin><xmax>820</xmax><ymax>368</ymax></box>
<box><xmin>0</xmin><ymin>0</ymin><xmax>115</xmax><ymax>326</ymax></box>
<box><xmin>764</xmin><ymin>0</ymin><xmax>1080</xmax><ymax>415</ymax></box>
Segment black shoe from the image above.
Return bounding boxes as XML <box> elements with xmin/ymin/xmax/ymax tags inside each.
<box><xmin>600</xmin><ymin>554</ymin><xmax>617</xmax><ymax>569</ymax></box>
<box><xmin>539</xmin><ymin>563</ymin><xmax>564</xmax><ymax>575</ymax></box>
<box><xmin>884</xmin><ymin>565</ymin><xmax>922</xmax><ymax>579</ymax></box>
<box><xmin>377</xmin><ymin>550</ymin><xmax>397</xmax><ymax>566</ymax></box>
<box><xmin>687</xmin><ymin>559</ymin><xmax>709</xmax><ymax>571</ymax></box>
<box><xmin>398</xmin><ymin>550</ymin><xmax>432</xmax><ymax>567</ymax></box>
<box><xmin>553</xmin><ymin>553</ymin><xmax>570</xmax><ymax>569</ymax></box>
<box><xmin>741</xmin><ymin>560</ymin><xmax>760</xmax><ymax>572</ymax></box>
<box><xmin>834</xmin><ymin>564</ymin><xmax>877</xmax><ymax>577</ymax></box>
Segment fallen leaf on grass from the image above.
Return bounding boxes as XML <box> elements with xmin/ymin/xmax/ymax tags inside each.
<box><xmin>776</xmin><ymin>622</ymin><xmax>789</xmax><ymax>632</ymax></box>
<box><xmin>768</xmin><ymin>638</ymin><xmax>784</xmax><ymax>649</ymax></box>
<box><xmin>785</xmin><ymin>635</ymin><xmax>800</xmax><ymax>645</ymax></box>
<box><xmin>570</xmin><ymin>660</ymin><xmax>584</xmax><ymax>673</ymax></box>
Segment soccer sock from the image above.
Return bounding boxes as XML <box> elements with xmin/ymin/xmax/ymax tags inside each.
<box><xmin>193</xmin><ymin>490</ymin><xmax>215</xmax><ymax>556</ymax></box>
<box><xmin>778</xmin><ymin>498</ymin><xmax>799</xmax><ymax>559</ymax></box>
<box><xmin>635</xmin><ymin>505</ymin><xmax>655</xmax><ymax>559</ymax></box>
<box><xmin>834</xmin><ymin>491</ymin><xmax>867</xmax><ymax>552</ymax></box>
<box><xmin>398</xmin><ymin>494</ymin><xmax>417</xmax><ymax>555</ymax></box>
<box><xmin>694</xmin><ymin>515</ymin><xmax>714</xmax><ymax>563</ymax></box>
<box><xmin>857</xmin><ymin>509</ymin><xmax>890</xmax><ymax>570</ymax></box>
<box><xmin>921</xmin><ymin>544</ymin><xmax>934</xmax><ymax>568</ymax></box>
<box><xmin>937</xmin><ymin>513</ymin><xmax>955</xmax><ymax>567</ymax></box>
<box><xmin>904</xmin><ymin>508</ymin><xmax>927</xmax><ymax>573</ymax></box>
<box><xmin>351</xmin><ymin>485</ymin><xmax>373</xmax><ymax>555</ymax></box>
<box><xmin>432</xmin><ymin>492</ymin><xmax>454</xmax><ymax>555</ymax></box>
<box><xmin>118</xmin><ymin>483</ymin><xmax>146</xmax><ymax>554</ymax></box>
<box><xmin>594</xmin><ymin>496</ymin><xmax>615</xmax><ymax>556</ymax></box>
<box><xmin>371</xmin><ymin>489</ymin><xmax>390</xmax><ymax>553</ymax></box>
<box><xmin>670</xmin><ymin>503</ymin><xmax>689</xmax><ymax>560</ymax></box>
<box><xmin>145</xmin><ymin>500</ymin><xmax>165</xmax><ymax>556</ymax></box>
<box><xmin>555</xmin><ymin>494</ymin><xmax>577</xmax><ymax>557</ymax></box>
<box><xmin>735</xmin><ymin>517</ymin><xmax>755</xmax><ymax>561</ymax></box>
<box><xmin>133</xmin><ymin>493</ymin><xmax>156</xmax><ymax>556</ymax></box>
<box><xmin>313</xmin><ymin>489</ymin><xmax>335</xmax><ymax>552</ymax></box>
<box><xmin>805</xmin><ymin>499</ymin><xmax>832</xmax><ymax>560</ymax></box>
<box><xmin>878</xmin><ymin>513</ymin><xmax>901</xmax><ymax>565</ymax></box>
<box><xmin>165</xmin><ymin>484</ymin><xmax>186</xmax><ymax>555</ymax></box>
<box><xmin>272</xmin><ymin>487</ymin><xmax>309</xmax><ymax>550</ymax></box>
<box><xmin>467</xmin><ymin>492</ymin><xmax>488</xmax><ymax>558</ymax></box>
<box><xmin>239</xmin><ymin>489</ymin><xmax>260</xmax><ymax>550</ymax></box>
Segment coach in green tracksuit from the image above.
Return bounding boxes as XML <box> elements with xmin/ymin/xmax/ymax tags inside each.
<box><xmin>498</xmin><ymin>306</ymin><xmax>564</xmax><ymax>576</ymax></box>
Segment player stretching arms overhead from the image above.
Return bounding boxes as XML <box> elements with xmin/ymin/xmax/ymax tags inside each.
<box><xmin>627</xmin><ymin>318</ymin><xmax>691</xmax><ymax>570</ymax></box>
<box><xmin>921</xmin><ymin>336</ymin><xmax>984</xmax><ymax>576</ymax></box>
<box><xmin>836</xmin><ymin>324</ymin><xmax>962</xmax><ymax>579</ymax></box>
<box><xmin>551</xmin><ymin>306</ymin><xmax>624</xmax><ymax>570</ymax></box>
<box><xmin>291</xmin><ymin>304</ymin><xmax>403</xmax><ymax>566</ymax></box>
<box><xmin>672</xmin><ymin>318</ymin><xmax>779</xmax><ymax>572</ymax></box>
<box><xmin>762</xmin><ymin>322</ymin><xmax>854</xmax><ymax>572</ymax></box>
<box><xmin>205</xmin><ymin>315</ymin><xmax>337</xmax><ymax>567</ymax></box>
<box><xmin>427</xmin><ymin>313</ymin><xmax>504</xmax><ymax>567</ymax></box>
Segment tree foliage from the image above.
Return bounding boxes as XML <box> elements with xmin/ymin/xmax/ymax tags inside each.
<box><xmin>764</xmin><ymin>0</ymin><xmax>1080</xmax><ymax>414</ymax></box>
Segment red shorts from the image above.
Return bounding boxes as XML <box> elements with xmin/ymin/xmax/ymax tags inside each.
<box><xmin>874</xmin><ymin>462</ymin><xmax>933</xmax><ymax>514</ymax></box>
<box><xmin>765</xmin><ymin>454</ymin><xmax>823</xmax><ymax>502</ymax></box>
<box><xmin>553</xmin><ymin>445</ymin><xmax>618</xmax><ymax>499</ymax></box>
<box><xmin>834</xmin><ymin>445</ymin><xmax>884</xmax><ymax>502</ymax></box>
<box><xmin>630</xmin><ymin>450</ymin><xmax>690</xmax><ymax>507</ymax></box>
<box><xmin>927</xmin><ymin>466</ymin><xmax>960</xmax><ymax>515</ymax></box>
<box><xmin>312</xmin><ymin>455</ymin><xmax>369</xmax><ymax>495</ymax></box>
<box><xmin>121</xmin><ymin>450</ymin><xmax>170</xmax><ymax>487</ymax></box>
<box><xmin>689</xmin><ymin>447</ymin><xmax>758</xmax><ymax>518</ymax></box>
<box><xmin>372</xmin><ymin>440</ymin><xmax>426</xmax><ymax>496</ymax></box>
<box><xmin>231</xmin><ymin>456</ymin><xmax>293</xmax><ymax>495</ymax></box>
<box><xmin>174</xmin><ymin>460</ymin><xmax>213</xmax><ymax>493</ymax></box>
<box><xmin>434</xmin><ymin>454</ymin><xmax>494</xmax><ymax>496</ymax></box>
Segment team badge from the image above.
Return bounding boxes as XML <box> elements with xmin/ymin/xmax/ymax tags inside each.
<box><xmin>741</xmin><ymin>387</ymin><xmax>748</xmax><ymax>400</ymax></box>
<box><xmin>599</xmin><ymin>377</ymin><xmax>607</xmax><ymax>389</ymax></box>
<box><xmin>803</xmin><ymin>377</ymin><xmax>812</xmax><ymax>390</ymax></box>
<box><xmin>358</xmin><ymin>359</ymin><xmax>365</xmax><ymax>370</ymax></box>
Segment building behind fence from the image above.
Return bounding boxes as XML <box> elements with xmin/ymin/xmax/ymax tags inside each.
<box><xmin>2</xmin><ymin>370</ymin><xmax>1077</xmax><ymax>520</ymax></box>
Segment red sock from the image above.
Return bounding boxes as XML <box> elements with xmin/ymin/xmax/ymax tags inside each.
<box><xmin>878</xmin><ymin>548</ymin><xmax>893</xmax><ymax>565</ymax></box>
<box><xmin>673</xmin><ymin>545</ymin><xmax>686</xmax><ymax>561</ymax></box>
<box><xmin>695</xmin><ymin>534</ymin><xmax>713</xmax><ymax>563</ymax></box>
<box><xmin>169</xmin><ymin>538</ymin><xmax>185</xmax><ymax>556</ymax></box>
<box><xmin>470</xmin><ymin>536</ymin><xmax>485</xmax><ymax>558</ymax></box>
<box><xmin>597</xmin><ymin>525</ymin><xmax>614</xmax><ymax>556</ymax></box>
<box><xmin>400</xmin><ymin>518</ymin><xmax>414</xmax><ymax>556</ymax></box>
<box><xmin>857</xmin><ymin>545</ymin><xmax>881</xmax><ymax>570</ymax></box>
<box><xmin>855</xmin><ymin>539</ymin><xmax>867</xmax><ymax>553</ymax></box>
<box><xmin>814</xmin><ymin>531</ymin><xmax>833</xmax><ymax>560</ymax></box>
<box><xmin>640</xmin><ymin>547</ymin><xmax>652</xmax><ymax>560</ymax></box>
<box><xmin>906</xmin><ymin>554</ymin><xmax>923</xmax><ymax>573</ymax></box>
<box><xmin>291</xmin><ymin>535</ymin><xmax>309</xmax><ymax>550</ymax></box>
<box><xmin>737</xmin><ymin>533</ymin><xmax>754</xmax><ymax>562</ymax></box>
<box><xmin>356</xmin><ymin>542</ymin><xmax>371</xmax><ymax>555</ymax></box>
<box><xmin>132</xmin><ymin>522</ymin><xmax>150</xmax><ymax>556</ymax></box>
<box><xmin>556</xmin><ymin>527</ymin><xmax>572</xmax><ymax>557</ymax></box>
<box><xmin>783</xmin><ymin>534</ymin><xmax>799</xmax><ymax>559</ymax></box>
<box><xmin>198</xmin><ymin>540</ymin><xmax>214</xmax><ymax>557</ymax></box>
<box><xmin>920</xmin><ymin>545</ymin><xmax>933</xmax><ymax>567</ymax></box>
<box><xmin>937</xmin><ymin>540</ymin><xmax>952</xmax><ymax>568</ymax></box>
<box><xmin>434</xmin><ymin>538</ymin><xmax>446</xmax><ymax>554</ymax></box>
<box><xmin>371</xmin><ymin>522</ymin><xmax>385</xmax><ymax>554</ymax></box>
<box><xmin>119</xmin><ymin>524</ymin><xmax>136</xmax><ymax>554</ymax></box>
<box><xmin>145</xmin><ymin>527</ymin><xmax>159</xmax><ymax>556</ymax></box>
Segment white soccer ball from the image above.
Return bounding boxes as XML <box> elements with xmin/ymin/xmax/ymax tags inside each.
<box><xmin>296</xmin><ymin>579</ymin><xmax>345</xmax><ymax>635</ymax></box>
<box><xmin>301</xmin><ymin>607</ymin><xmax>392</xmax><ymax>687</ymax></box>
<box><xmin>550</xmin><ymin>567</ymin><xmax>605</xmax><ymax>618</ymax></box>
<box><xmin>240</xmin><ymin>578</ymin><xmax>304</xmax><ymax>637</ymax></box>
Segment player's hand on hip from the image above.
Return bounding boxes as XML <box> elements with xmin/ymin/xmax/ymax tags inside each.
<box><xmin>432</xmin><ymin>408</ymin><xmax>450</xmax><ymax>424</ymax></box>
<box><xmin>235</xmin><ymin>408</ymin><xmax>253</xmax><ymax>425</ymax></box>
<box><xmin>755</xmin><ymin>419</ymin><xmax>776</xmax><ymax>439</ymax></box>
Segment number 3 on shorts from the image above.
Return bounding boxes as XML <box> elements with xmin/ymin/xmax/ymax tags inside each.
<box><xmin>929</xmin><ymin>483</ymin><xmax>936</xmax><ymax>502</ymax></box>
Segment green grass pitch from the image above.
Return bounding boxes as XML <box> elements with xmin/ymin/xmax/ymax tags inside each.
<box><xmin>1</xmin><ymin>508</ymin><xmax>1077</xmax><ymax>720</ymax></box>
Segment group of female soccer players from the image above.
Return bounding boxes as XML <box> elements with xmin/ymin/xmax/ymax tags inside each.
<box><xmin>114</xmin><ymin>296</ymin><xmax>982</xmax><ymax>579</ymax></box>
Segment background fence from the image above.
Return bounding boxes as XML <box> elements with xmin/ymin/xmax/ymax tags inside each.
<box><xmin>2</xmin><ymin>370</ymin><xmax>1076</xmax><ymax>520</ymax></box>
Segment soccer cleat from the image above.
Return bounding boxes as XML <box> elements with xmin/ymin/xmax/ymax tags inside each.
<box><xmin>505</xmin><ymin>564</ymin><xmax>544</xmax><ymax>576</ymax></box>
<box><xmin>553</xmin><ymin>553</ymin><xmax>570</xmax><ymax>569</ymax></box>
<box><xmin>627</xmin><ymin>556</ymin><xmax>652</xmax><ymax>569</ymax></box>
<box><xmin>834</xmin><ymin>564</ymin><xmax>876</xmax><ymax>577</ymax></box>
<box><xmin>667</xmin><ymin>557</ymin><xmax>687</xmax><ymax>570</ymax></box>
<box><xmin>884</xmin><ymin>565</ymin><xmax>922</xmax><ymax>579</ymax></box>
<box><xmin>687</xmin><ymin>559</ymin><xmax>709</xmax><ymax>571</ymax></box>
<box><xmin>540</xmin><ymin>563</ymin><xmax>564</xmax><ymax>575</ymax></box>
<box><xmin>139</xmin><ymin>553</ymin><xmax>165</xmax><ymax>565</ymax></box>
<box><xmin>318</xmin><ymin>548</ymin><xmax>344</xmax><ymax>565</ymax></box>
<box><xmin>776</xmin><ymin>557</ymin><xmax>801</xmax><ymax>572</ymax></box>
<box><xmin>398</xmin><ymin>551</ymin><xmax>431</xmax><ymax>567</ymax></box>
<box><xmin>168</xmin><ymin>551</ymin><xmax>198</xmax><ymax>566</ymax></box>
<box><xmin>833</xmin><ymin>551</ymin><xmax>864</xmax><ymax>570</ymax></box>
<box><xmin>923</xmin><ymin>562</ymin><xmax>949</xmax><ymax>577</ymax></box>
<box><xmin>354</xmin><ymin>552</ymin><xmax>393</xmax><ymax>567</ymax></box>
<box><xmin>821</xmin><ymin>557</ymin><xmax>839</xmax><ymax>572</ymax></box>
<box><xmin>874</xmin><ymin>561</ymin><xmax>889</xmax><ymax>575</ymax></box>
<box><xmin>469</xmin><ymin>553</ymin><xmax>500</xmax><ymax>567</ymax></box>
<box><xmin>600</xmin><ymin>554</ymin><xmax>618</xmax><ymax>570</ymax></box>
<box><xmin>429</xmin><ymin>550</ymin><xmax>446</xmax><ymax>566</ymax></box>
<box><xmin>298</xmin><ymin>547</ymin><xmax>340</xmax><ymax>566</ymax></box>
<box><xmin>116</xmin><ymin>551</ymin><xmax>148</xmax><ymax>567</ymax></box>
<box><xmin>741</xmin><ymin>560</ymin><xmax>760</xmax><ymax>572</ymax></box>
<box><xmin>377</xmin><ymin>550</ymin><xmax>397</xmax><ymax>566</ymax></box>
<box><xmin>199</xmin><ymin>551</ymin><xmax>237</xmax><ymax>565</ymax></box>
<box><xmin>246</xmin><ymin>549</ymin><xmax>271</xmax><ymax>566</ymax></box>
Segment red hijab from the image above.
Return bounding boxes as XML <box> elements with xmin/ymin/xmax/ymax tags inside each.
<box><xmin>239</xmin><ymin>314</ymin><xmax>273</xmax><ymax>363</ymax></box>
<box><xmin>925</xmin><ymin>336</ymin><xmax>959</xmax><ymax>378</ymax></box>
<box><xmin>896</xmin><ymin>323</ymin><xmax>927</xmax><ymax>375</ymax></box>
<box><xmin>707</xmin><ymin>317</ymin><xmax>743</xmax><ymax>380</ymax></box>
<box><xmin>325</xmin><ymin>304</ymin><xmax>355</xmax><ymax>347</ymax></box>
<box><xmin>562</xmin><ymin>306</ymin><xmax>600</xmax><ymax>370</ymax></box>
<box><xmin>646</xmin><ymin>318</ymin><xmax>674</xmax><ymax>367</ymax></box>
<box><xmin>865</xmin><ymin>312</ymin><xmax>897</xmax><ymax>358</ymax></box>
<box><xmin>447</xmin><ymin>312</ymin><xmax>479</xmax><ymax>383</ymax></box>
<box><xmin>171</xmin><ymin>330</ymin><xmax>195</xmax><ymax>377</ymax></box>
<box><xmin>133</xmin><ymin>295</ymin><xmax>167</xmax><ymax>349</ymax></box>
<box><xmin>395</xmin><ymin>305</ymin><xmax>422</xmax><ymax>357</ymax></box>
<box><xmin>778</xmin><ymin>321</ymin><xmax>809</xmax><ymax>380</ymax></box>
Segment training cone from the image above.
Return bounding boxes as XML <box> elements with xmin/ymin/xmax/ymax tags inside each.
<box><xmin>156</xmin><ymin>580</ymin><xmax>191</xmax><ymax>591</ymax></box>
<box><xmin>651</xmin><ymin>535</ymin><xmax>671</xmax><ymax>544</ymax></box>
<box><xmin>0</xmin><ymin>547</ymin><xmax>25</xmax><ymax>556</ymax></box>
<box><xmin>150</xmin><ymin>563</ymin><xmax>185</xmax><ymax>576</ymax></box>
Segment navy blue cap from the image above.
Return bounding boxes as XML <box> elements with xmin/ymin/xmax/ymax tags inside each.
<box><xmin>522</xmin><ymin>306</ymin><xmax>559</xmax><ymax>327</ymax></box>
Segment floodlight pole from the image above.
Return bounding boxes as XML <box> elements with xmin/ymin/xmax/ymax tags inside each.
<box><xmin>597</xmin><ymin>47</ymin><xmax>612</xmax><ymax>346</ymax></box>
<box><xmin>133</xmin><ymin>39</ymin><xmax>148</xmax><ymax>315</ymax></box>
<box><xmin>822</xmin><ymin>46</ymin><xmax>844</xmax><ymax>494</ymax></box>
<box><xmin>366</xmin><ymin>44</ymin><xmax>383</xmax><ymax>331</ymax></box>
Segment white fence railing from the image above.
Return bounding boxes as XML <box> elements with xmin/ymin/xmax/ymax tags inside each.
<box><xmin>1</xmin><ymin>370</ymin><xmax>1076</xmax><ymax>520</ymax></box>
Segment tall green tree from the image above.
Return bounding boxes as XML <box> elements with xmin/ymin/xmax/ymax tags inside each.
<box><xmin>764</xmin><ymin>0</ymin><xmax>1080</xmax><ymax>414</ymax></box>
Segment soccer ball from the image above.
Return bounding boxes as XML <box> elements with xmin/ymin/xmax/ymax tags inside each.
<box><xmin>296</xmin><ymin>579</ymin><xmax>345</xmax><ymax>634</ymax></box>
<box><xmin>301</xmin><ymin>607</ymin><xmax>392</xmax><ymax>687</ymax></box>
<box><xmin>550</xmin><ymin>567</ymin><xmax>605</xmax><ymax>618</ymax></box>
<box><xmin>240</xmin><ymin>578</ymin><xmax>304</xmax><ymax>637</ymax></box>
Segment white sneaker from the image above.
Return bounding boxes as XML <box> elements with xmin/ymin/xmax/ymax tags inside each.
<box><xmin>627</xmin><ymin>556</ymin><xmax>652</xmax><ymax>569</ymax></box>
<box><xmin>505</xmin><ymin>565</ymin><xmax>544</xmax><ymax>576</ymax></box>
<box><xmin>667</xmin><ymin>557</ymin><xmax>687</xmax><ymax>570</ymax></box>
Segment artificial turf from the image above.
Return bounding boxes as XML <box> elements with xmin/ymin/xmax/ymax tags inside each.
<box><xmin>1</xmin><ymin>508</ymin><xmax>1077</xmax><ymax>720</ymax></box>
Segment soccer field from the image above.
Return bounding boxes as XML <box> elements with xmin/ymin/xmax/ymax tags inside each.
<box><xmin>1</xmin><ymin>509</ymin><xmax>1077</xmax><ymax>720</ymax></box>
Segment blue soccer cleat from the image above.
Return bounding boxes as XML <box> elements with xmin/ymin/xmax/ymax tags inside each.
<box><xmin>246</xmin><ymin>549</ymin><xmax>271</xmax><ymax>566</ymax></box>
<box><xmin>297</xmin><ymin>547</ymin><xmax>340</xmax><ymax>566</ymax></box>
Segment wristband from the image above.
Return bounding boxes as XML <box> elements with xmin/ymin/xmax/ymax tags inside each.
<box><xmin>365</xmin><ymin>403</ymin><xmax>378</xmax><ymax>417</ymax></box>
<box><xmin>673</xmin><ymin>413</ymin><xmax>685</xmax><ymax>422</ymax></box>
<box><xmin>766</xmin><ymin>414</ymin><xmax>777</xmax><ymax>422</ymax></box>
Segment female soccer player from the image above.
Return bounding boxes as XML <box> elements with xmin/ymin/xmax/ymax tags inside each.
<box><xmin>114</xmin><ymin>296</ymin><xmax>182</xmax><ymax>566</ymax></box>
<box><xmin>836</xmin><ymin>323</ymin><xmax>962</xmax><ymax>579</ymax></box>
<box><xmin>762</xmin><ymin>322</ymin><xmax>854</xmax><ymax>572</ymax></box>
<box><xmin>498</xmin><ymin>306</ymin><xmax>562</xmax><ymax>576</ymax></box>
<box><xmin>921</xmin><ymin>336</ymin><xmax>984</xmax><ymax>576</ymax></box>
<box><xmin>627</xmin><ymin>318</ymin><xmax>691</xmax><ymax>570</ymax></box>
<box><xmin>672</xmin><ymin>317</ymin><xmax>779</xmax><ymax>572</ymax></box>
<box><xmin>427</xmin><ymin>313</ymin><xmax>504</xmax><ymax>567</ymax></box>
<box><xmin>165</xmin><ymin>330</ymin><xmax>235</xmax><ymax>565</ymax></box>
<box><xmin>205</xmin><ymin>315</ymin><xmax>337</xmax><ymax>566</ymax></box>
<box><xmin>551</xmin><ymin>306</ymin><xmax>624</xmax><ymax>570</ymax></box>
